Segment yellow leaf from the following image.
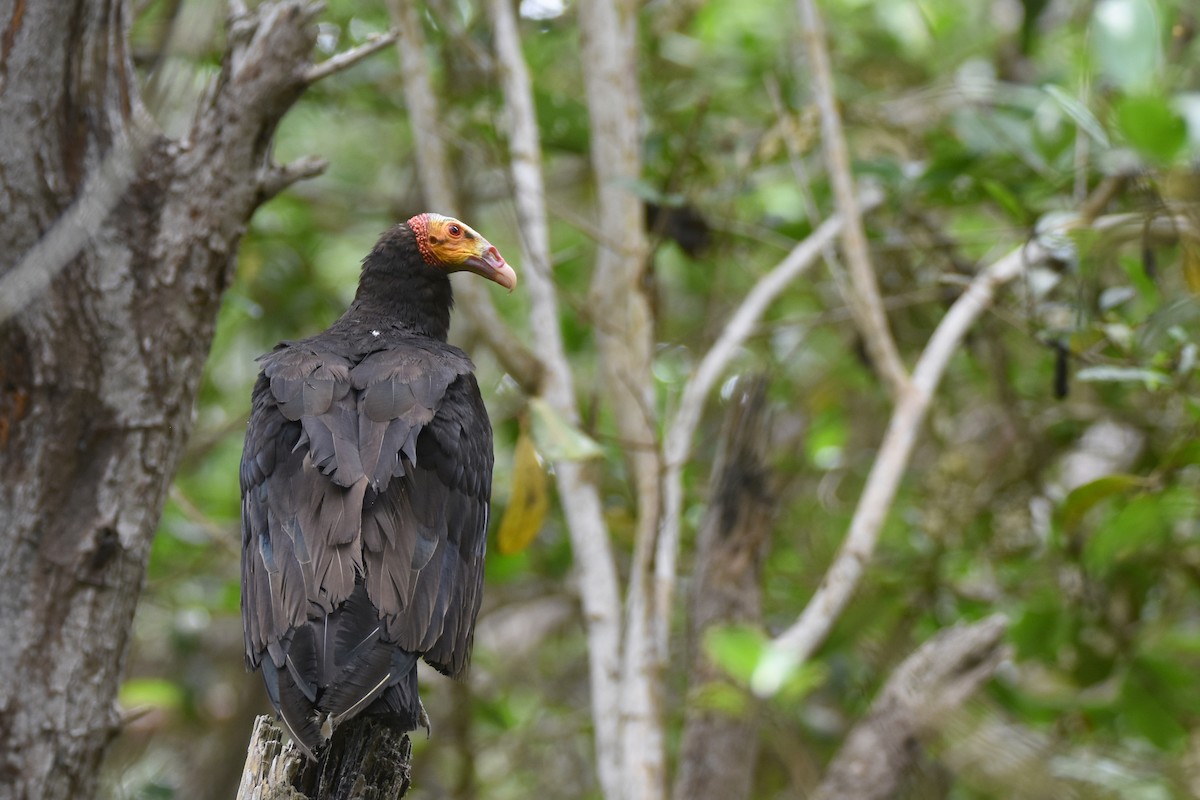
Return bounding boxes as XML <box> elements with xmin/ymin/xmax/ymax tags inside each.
<box><xmin>496</xmin><ymin>427</ymin><xmax>549</xmax><ymax>556</ymax></box>
<box><xmin>1182</xmin><ymin>237</ymin><xmax>1200</xmax><ymax>294</ymax></box>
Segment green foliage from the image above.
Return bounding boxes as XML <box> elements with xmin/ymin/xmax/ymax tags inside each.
<box><xmin>1115</xmin><ymin>94</ymin><xmax>1189</xmax><ymax>164</ymax></box>
<box><xmin>120</xmin><ymin>678</ymin><xmax>186</xmax><ymax>713</ymax></box>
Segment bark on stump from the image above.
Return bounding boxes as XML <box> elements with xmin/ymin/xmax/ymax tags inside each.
<box><xmin>238</xmin><ymin>715</ymin><xmax>412</xmax><ymax>800</ymax></box>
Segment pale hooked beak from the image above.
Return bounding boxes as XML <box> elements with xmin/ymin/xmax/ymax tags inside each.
<box><xmin>463</xmin><ymin>243</ymin><xmax>517</xmax><ymax>292</ymax></box>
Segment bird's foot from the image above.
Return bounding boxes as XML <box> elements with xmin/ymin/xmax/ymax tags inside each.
<box><xmin>418</xmin><ymin>700</ymin><xmax>431</xmax><ymax>738</ymax></box>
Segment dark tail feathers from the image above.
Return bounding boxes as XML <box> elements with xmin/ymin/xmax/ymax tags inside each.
<box><xmin>262</xmin><ymin>582</ymin><xmax>423</xmax><ymax>759</ymax></box>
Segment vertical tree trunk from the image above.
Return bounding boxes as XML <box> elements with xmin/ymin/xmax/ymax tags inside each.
<box><xmin>0</xmin><ymin>2</ymin><xmax>327</xmax><ymax>795</ymax></box>
<box><xmin>673</xmin><ymin>377</ymin><xmax>776</xmax><ymax>800</ymax></box>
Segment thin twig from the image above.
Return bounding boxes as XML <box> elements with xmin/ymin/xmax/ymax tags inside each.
<box><xmin>303</xmin><ymin>30</ymin><xmax>400</xmax><ymax>85</ymax></box>
<box><xmin>1079</xmin><ymin>174</ymin><xmax>1128</xmax><ymax>223</ymax></box>
<box><xmin>796</xmin><ymin>0</ymin><xmax>910</xmax><ymax>398</ymax></box>
<box><xmin>667</xmin><ymin>190</ymin><xmax>885</xmax><ymax>467</ymax></box>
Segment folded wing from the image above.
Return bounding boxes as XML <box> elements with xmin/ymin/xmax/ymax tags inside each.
<box><xmin>240</xmin><ymin>338</ymin><xmax>492</xmax><ymax>756</ymax></box>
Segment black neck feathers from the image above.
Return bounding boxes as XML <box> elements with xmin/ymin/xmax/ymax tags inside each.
<box><xmin>344</xmin><ymin>223</ymin><xmax>454</xmax><ymax>340</ymax></box>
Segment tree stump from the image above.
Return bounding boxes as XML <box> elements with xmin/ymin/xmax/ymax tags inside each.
<box><xmin>237</xmin><ymin>716</ymin><xmax>412</xmax><ymax>800</ymax></box>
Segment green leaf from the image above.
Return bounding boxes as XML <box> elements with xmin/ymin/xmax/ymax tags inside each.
<box><xmin>1058</xmin><ymin>474</ymin><xmax>1145</xmax><ymax>532</ymax></box>
<box><xmin>1083</xmin><ymin>494</ymin><xmax>1165</xmax><ymax>572</ymax></box>
<box><xmin>703</xmin><ymin>624</ymin><xmax>768</xmax><ymax>685</ymax></box>
<box><xmin>119</xmin><ymin>678</ymin><xmax>184</xmax><ymax>711</ymax></box>
<box><xmin>1011</xmin><ymin>597</ymin><xmax>1072</xmax><ymax>661</ymax></box>
<box><xmin>1121</xmin><ymin>666</ymin><xmax>1189</xmax><ymax>749</ymax></box>
<box><xmin>805</xmin><ymin>409</ymin><xmax>847</xmax><ymax>470</ymax></box>
<box><xmin>1092</xmin><ymin>0</ymin><xmax>1163</xmax><ymax>93</ymax></box>
<box><xmin>1075</xmin><ymin>365</ymin><xmax>1171</xmax><ymax>388</ymax></box>
<box><xmin>1115</xmin><ymin>94</ymin><xmax>1188</xmax><ymax>164</ymax></box>
<box><xmin>690</xmin><ymin>681</ymin><xmax>751</xmax><ymax>717</ymax></box>
<box><xmin>1042</xmin><ymin>84</ymin><xmax>1111</xmax><ymax>148</ymax></box>
<box><xmin>980</xmin><ymin>178</ymin><xmax>1026</xmax><ymax>222</ymax></box>
<box><xmin>1133</xmin><ymin>652</ymin><xmax>1200</xmax><ymax>714</ymax></box>
<box><xmin>527</xmin><ymin>397</ymin><xmax>604</xmax><ymax>462</ymax></box>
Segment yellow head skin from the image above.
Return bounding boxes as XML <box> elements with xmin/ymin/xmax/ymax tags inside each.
<box><xmin>408</xmin><ymin>213</ymin><xmax>517</xmax><ymax>291</ymax></box>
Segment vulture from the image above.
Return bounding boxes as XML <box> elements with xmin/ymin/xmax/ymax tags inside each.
<box><xmin>240</xmin><ymin>213</ymin><xmax>516</xmax><ymax>758</ymax></box>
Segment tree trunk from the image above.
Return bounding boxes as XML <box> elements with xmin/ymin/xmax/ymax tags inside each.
<box><xmin>673</xmin><ymin>377</ymin><xmax>776</xmax><ymax>800</ymax></box>
<box><xmin>0</xmin><ymin>2</ymin><xmax>327</xmax><ymax>796</ymax></box>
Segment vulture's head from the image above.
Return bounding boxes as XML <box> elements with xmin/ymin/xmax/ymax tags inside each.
<box><xmin>407</xmin><ymin>212</ymin><xmax>517</xmax><ymax>291</ymax></box>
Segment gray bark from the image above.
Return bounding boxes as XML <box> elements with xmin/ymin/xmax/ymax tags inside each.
<box><xmin>0</xmin><ymin>2</ymin><xmax>327</xmax><ymax>796</ymax></box>
<box><xmin>237</xmin><ymin>716</ymin><xmax>412</xmax><ymax>800</ymax></box>
<box><xmin>672</xmin><ymin>377</ymin><xmax>776</xmax><ymax>800</ymax></box>
<box><xmin>577</xmin><ymin>3</ymin><xmax>661</xmax><ymax>796</ymax></box>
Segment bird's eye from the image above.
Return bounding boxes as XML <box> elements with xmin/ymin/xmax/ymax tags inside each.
<box><xmin>448</xmin><ymin>224</ymin><xmax>463</xmax><ymax>238</ymax></box>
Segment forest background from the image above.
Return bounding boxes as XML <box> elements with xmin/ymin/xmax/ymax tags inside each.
<box><xmin>4</xmin><ymin>0</ymin><xmax>1197</xmax><ymax>798</ymax></box>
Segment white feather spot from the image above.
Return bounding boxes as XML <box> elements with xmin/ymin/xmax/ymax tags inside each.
<box><xmin>371</xmin><ymin>329</ymin><xmax>381</xmax><ymax>337</ymax></box>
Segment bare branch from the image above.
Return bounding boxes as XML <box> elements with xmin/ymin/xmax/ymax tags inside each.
<box><xmin>796</xmin><ymin>0</ymin><xmax>909</xmax><ymax>398</ymax></box>
<box><xmin>738</xmin><ymin>205</ymin><xmax>1196</xmax><ymax>696</ymax></box>
<box><xmin>487</xmin><ymin>0</ymin><xmax>624</xmax><ymax>794</ymax></box>
<box><xmin>811</xmin><ymin>616</ymin><xmax>1009</xmax><ymax>800</ymax></box>
<box><xmin>303</xmin><ymin>30</ymin><xmax>399</xmax><ymax>85</ymax></box>
<box><xmin>256</xmin><ymin>154</ymin><xmax>328</xmax><ymax>201</ymax></box>
<box><xmin>939</xmin><ymin>708</ymin><xmax>1186</xmax><ymax>796</ymax></box>
<box><xmin>386</xmin><ymin>0</ymin><xmax>454</xmax><ymax>212</ymax></box>
<box><xmin>655</xmin><ymin>187</ymin><xmax>885</xmax><ymax>669</ymax></box>
<box><xmin>666</xmin><ymin>185</ymin><xmax>885</xmax><ymax>470</ymax></box>
<box><xmin>753</xmin><ymin>228</ymin><xmax>1047</xmax><ymax>695</ymax></box>
<box><xmin>1079</xmin><ymin>174</ymin><xmax>1128</xmax><ymax>222</ymax></box>
<box><xmin>452</xmin><ymin>287</ymin><xmax>543</xmax><ymax>389</ymax></box>
<box><xmin>221</xmin><ymin>1</ymin><xmax>321</xmax><ymax>89</ymax></box>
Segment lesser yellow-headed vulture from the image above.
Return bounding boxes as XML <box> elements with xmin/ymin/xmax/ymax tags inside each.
<box><xmin>240</xmin><ymin>213</ymin><xmax>516</xmax><ymax>758</ymax></box>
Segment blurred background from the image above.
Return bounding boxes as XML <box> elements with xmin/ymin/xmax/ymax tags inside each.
<box><xmin>103</xmin><ymin>0</ymin><xmax>1199</xmax><ymax>797</ymax></box>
